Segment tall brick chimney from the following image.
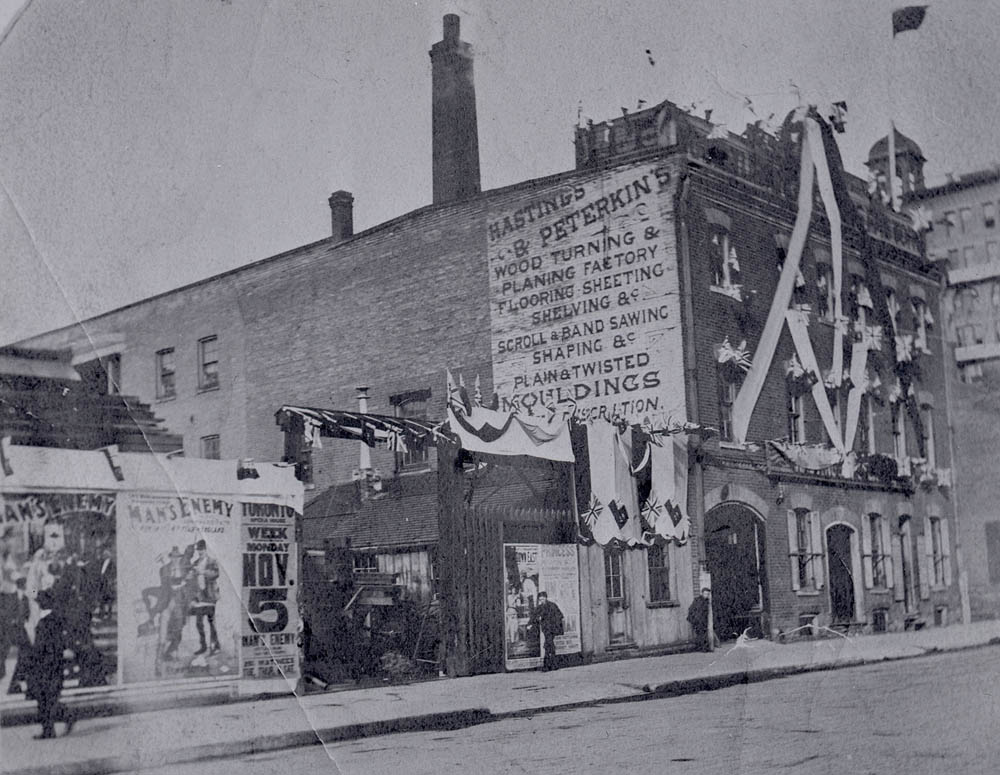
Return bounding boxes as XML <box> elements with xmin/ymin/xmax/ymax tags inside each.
<box><xmin>430</xmin><ymin>14</ymin><xmax>481</xmax><ymax>204</ymax></box>
<box><xmin>328</xmin><ymin>190</ymin><xmax>354</xmax><ymax>242</ymax></box>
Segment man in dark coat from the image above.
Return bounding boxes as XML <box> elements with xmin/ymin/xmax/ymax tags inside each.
<box><xmin>529</xmin><ymin>591</ymin><xmax>564</xmax><ymax>671</ymax></box>
<box><xmin>686</xmin><ymin>588</ymin><xmax>712</xmax><ymax>652</ymax></box>
<box><xmin>25</xmin><ymin>585</ymin><xmax>75</xmax><ymax>739</ymax></box>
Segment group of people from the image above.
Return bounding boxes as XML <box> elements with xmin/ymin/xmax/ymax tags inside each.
<box><xmin>138</xmin><ymin>539</ymin><xmax>221</xmax><ymax>662</ymax></box>
<box><xmin>2</xmin><ymin>520</ymin><xmax>115</xmax><ymax>740</ymax></box>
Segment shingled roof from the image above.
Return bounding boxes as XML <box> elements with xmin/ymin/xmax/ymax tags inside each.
<box><xmin>302</xmin><ymin>461</ymin><xmax>571</xmax><ymax>552</ymax></box>
<box><xmin>303</xmin><ymin>473</ymin><xmax>438</xmax><ymax>551</ymax></box>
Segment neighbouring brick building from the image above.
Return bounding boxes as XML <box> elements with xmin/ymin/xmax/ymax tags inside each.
<box><xmin>907</xmin><ymin>164</ymin><xmax>1000</xmax><ymax>619</ymax></box>
<box><xmin>17</xmin><ymin>15</ymin><xmax>962</xmax><ymax>661</ymax></box>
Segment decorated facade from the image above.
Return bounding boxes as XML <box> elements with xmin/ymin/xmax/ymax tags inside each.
<box><xmin>18</xmin><ymin>17</ymin><xmax>962</xmax><ymax>670</ymax></box>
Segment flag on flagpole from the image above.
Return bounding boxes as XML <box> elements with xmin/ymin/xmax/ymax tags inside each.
<box><xmin>892</xmin><ymin>6</ymin><xmax>928</xmax><ymax>36</ymax></box>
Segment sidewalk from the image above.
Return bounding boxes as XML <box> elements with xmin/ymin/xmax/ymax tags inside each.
<box><xmin>3</xmin><ymin>620</ymin><xmax>999</xmax><ymax>775</ymax></box>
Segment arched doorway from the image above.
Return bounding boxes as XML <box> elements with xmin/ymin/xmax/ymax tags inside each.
<box><xmin>704</xmin><ymin>504</ymin><xmax>768</xmax><ymax>640</ymax></box>
<box><xmin>826</xmin><ymin>524</ymin><xmax>859</xmax><ymax>624</ymax></box>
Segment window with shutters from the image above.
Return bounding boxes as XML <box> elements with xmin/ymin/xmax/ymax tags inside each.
<box><xmin>921</xmin><ymin>405</ymin><xmax>936</xmax><ymax>469</ymax></box>
<box><xmin>929</xmin><ymin>517</ymin><xmax>947</xmax><ymax>587</ymax></box>
<box><xmin>892</xmin><ymin>404</ymin><xmax>907</xmax><ymax>460</ymax></box>
<box><xmin>788</xmin><ymin>508</ymin><xmax>823</xmax><ymax>592</ymax></box>
<box><xmin>864</xmin><ymin>513</ymin><xmax>892</xmax><ymax>590</ymax></box>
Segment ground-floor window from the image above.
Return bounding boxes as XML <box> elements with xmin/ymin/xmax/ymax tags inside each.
<box><xmin>353</xmin><ymin>552</ymin><xmax>379</xmax><ymax>573</ymax></box>
<box><xmin>929</xmin><ymin>517</ymin><xmax>945</xmax><ymax>586</ymax></box>
<box><xmin>646</xmin><ymin>543</ymin><xmax>672</xmax><ymax>603</ymax></box>
<box><xmin>787</xmin><ymin>508</ymin><xmax>823</xmax><ymax>590</ymax></box>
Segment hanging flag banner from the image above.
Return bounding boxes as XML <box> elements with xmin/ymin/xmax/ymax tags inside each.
<box><xmin>240</xmin><ymin>499</ymin><xmax>299</xmax><ymax>684</ymax></box>
<box><xmin>487</xmin><ymin>161</ymin><xmax>686</xmax><ymax>427</ymax></box>
<box><xmin>582</xmin><ymin>422</ymin><xmax>642</xmax><ymax>546</ymax></box>
<box><xmin>503</xmin><ymin>543</ymin><xmax>581</xmax><ymax>671</ymax></box>
<box><xmin>640</xmin><ymin>435</ymin><xmax>691</xmax><ymax>544</ymax></box>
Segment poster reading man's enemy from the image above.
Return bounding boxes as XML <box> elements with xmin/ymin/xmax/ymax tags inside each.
<box><xmin>117</xmin><ymin>493</ymin><xmax>240</xmax><ymax>684</ymax></box>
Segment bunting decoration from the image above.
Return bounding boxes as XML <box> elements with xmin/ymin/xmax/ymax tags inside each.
<box><xmin>276</xmin><ymin>405</ymin><xmax>441</xmax><ymax>451</ymax></box>
<box><xmin>728</xmin><ymin>108</ymin><xmax>916</xmax><ymax>459</ymax></box>
<box><xmin>445</xmin><ymin>371</ymin><xmax>574</xmax><ymax>462</ymax></box>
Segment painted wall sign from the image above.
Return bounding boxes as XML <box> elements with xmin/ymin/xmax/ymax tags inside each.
<box><xmin>488</xmin><ymin>162</ymin><xmax>685</xmax><ymax>425</ymax></box>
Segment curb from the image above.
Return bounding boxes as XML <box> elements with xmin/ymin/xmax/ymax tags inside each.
<box><xmin>7</xmin><ymin>638</ymin><xmax>999</xmax><ymax>775</ymax></box>
<box><xmin>7</xmin><ymin>708</ymin><xmax>493</xmax><ymax>775</ymax></box>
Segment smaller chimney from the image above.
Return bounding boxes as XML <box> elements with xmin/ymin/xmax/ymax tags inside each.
<box><xmin>328</xmin><ymin>190</ymin><xmax>354</xmax><ymax>242</ymax></box>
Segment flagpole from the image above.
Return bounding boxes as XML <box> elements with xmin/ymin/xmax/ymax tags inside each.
<box><xmin>888</xmin><ymin>6</ymin><xmax>898</xmax><ymax>210</ymax></box>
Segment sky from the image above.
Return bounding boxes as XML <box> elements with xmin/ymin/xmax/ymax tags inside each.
<box><xmin>2</xmin><ymin>0</ymin><xmax>998</xmax><ymax>343</ymax></box>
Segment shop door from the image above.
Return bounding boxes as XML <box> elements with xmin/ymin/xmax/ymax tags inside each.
<box><xmin>705</xmin><ymin>504</ymin><xmax>768</xmax><ymax>640</ymax></box>
<box><xmin>827</xmin><ymin>524</ymin><xmax>856</xmax><ymax>624</ymax></box>
<box><xmin>604</xmin><ymin>547</ymin><xmax>631</xmax><ymax>644</ymax></box>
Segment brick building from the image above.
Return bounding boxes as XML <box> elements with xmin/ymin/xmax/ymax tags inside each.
<box><xmin>18</xmin><ymin>15</ymin><xmax>961</xmax><ymax>657</ymax></box>
<box><xmin>906</xmin><ymin>164</ymin><xmax>1000</xmax><ymax>619</ymax></box>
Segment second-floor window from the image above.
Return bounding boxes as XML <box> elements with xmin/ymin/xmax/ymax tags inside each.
<box><xmin>985</xmin><ymin>202</ymin><xmax>997</xmax><ymax>229</ymax></box>
<box><xmin>392</xmin><ymin>390</ymin><xmax>431</xmax><ymax>469</ymax></box>
<box><xmin>892</xmin><ymin>403</ymin><xmax>908</xmax><ymax>460</ymax></box>
<box><xmin>199</xmin><ymin>336</ymin><xmax>219</xmax><ymax>391</ymax></box>
<box><xmin>787</xmin><ymin>390</ymin><xmax>806</xmax><ymax>444</ymax></box>
<box><xmin>816</xmin><ymin>264</ymin><xmax>835</xmax><ymax>321</ymax></box>
<box><xmin>912</xmin><ymin>299</ymin><xmax>931</xmax><ymax>353</ymax></box>
<box><xmin>960</xmin><ymin>207</ymin><xmax>973</xmax><ymax>234</ymax></box>
<box><xmin>921</xmin><ymin>405</ymin><xmax>936</xmax><ymax>469</ymax></box>
<box><xmin>718</xmin><ymin>377</ymin><xmax>738</xmax><ymax>442</ymax></box>
<box><xmin>156</xmin><ymin>348</ymin><xmax>175</xmax><ymax>399</ymax></box>
<box><xmin>200</xmin><ymin>434</ymin><xmax>220</xmax><ymax>460</ymax></box>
